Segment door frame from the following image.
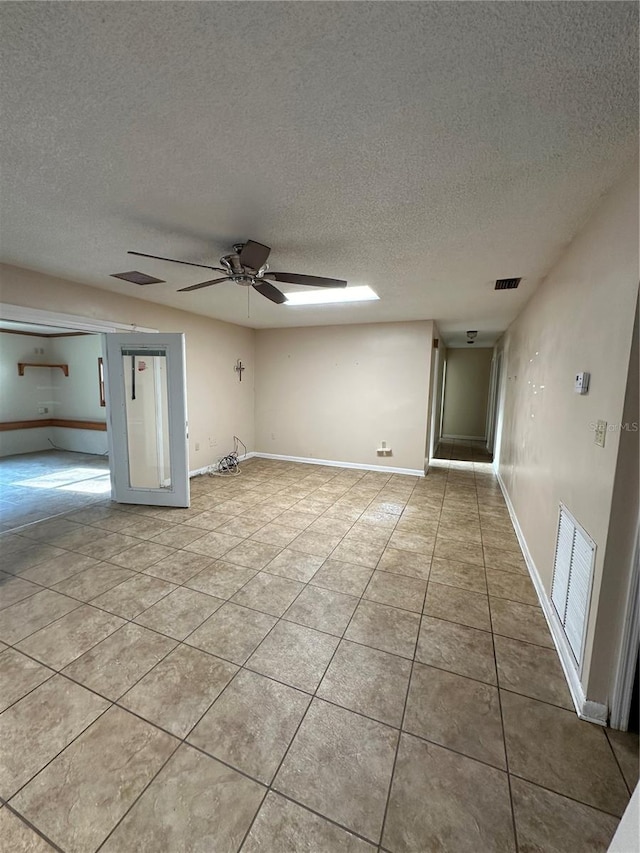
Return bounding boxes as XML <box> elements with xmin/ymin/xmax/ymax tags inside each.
<box><xmin>426</xmin><ymin>343</ymin><xmax>441</xmax><ymax>468</ymax></box>
<box><xmin>0</xmin><ymin>302</ymin><xmax>158</xmax><ymax>501</ymax></box>
<box><xmin>485</xmin><ymin>348</ymin><xmax>502</xmax><ymax>455</ymax></box>
<box><xmin>610</xmin><ymin>520</ymin><xmax>640</xmax><ymax>729</ymax></box>
<box><xmin>0</xmin><ymin>303</ymin><xmax>157</xmax><ymax>334</ymax></box>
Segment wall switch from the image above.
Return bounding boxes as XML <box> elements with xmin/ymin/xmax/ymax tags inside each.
<box><xmin>594</xmin><ymin>420</ymin><xmax>607</xmax><ymax>447</ymax></box>
<box><xmin>195</xmin><ymin>442</ymin><xmax>200</xmax><ymax>451</ymax></box>
<box><xmin>575</xmin><ymin>372</ymin><xmax>590</xmax><ymax>394</ymax></box>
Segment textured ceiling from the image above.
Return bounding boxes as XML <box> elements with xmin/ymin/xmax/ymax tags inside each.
<box><xmin>0</xmin><ymin>2</ymin><xmax>637</xmax><ymax>343</ymax></box>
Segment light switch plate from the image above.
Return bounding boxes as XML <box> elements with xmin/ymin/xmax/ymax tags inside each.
<box><xmin>594</xmin><ymin>420</ymin><xmax>607</xmax><ymax>447</ymax></box>
<box><xmin>575</xmin><ymin>372</ymin><xmax>590</xmax><ymax>394</ymax></box>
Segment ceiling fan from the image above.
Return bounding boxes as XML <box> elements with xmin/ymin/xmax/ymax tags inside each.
<box><xmin>128</xmin><ymin>240</ymin><xmax>347</xmax><ymax>304</ymax></box>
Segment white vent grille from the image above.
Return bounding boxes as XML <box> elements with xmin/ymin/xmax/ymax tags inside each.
<box><xmin>551</xmin><ymin>504</ymin><xmax>596</xmax><ymax>666</ymax></box>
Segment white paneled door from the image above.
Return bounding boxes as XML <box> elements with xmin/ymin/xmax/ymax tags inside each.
<box><xmin>104</xmin><ymin>333</ymin><xmax>189</xmax><ymax>507</ymax></box>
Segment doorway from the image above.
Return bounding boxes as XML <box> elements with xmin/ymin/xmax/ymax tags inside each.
<box><xmin>441</xmin><ymin>347</ymin><xmax>494</xmax><ymax>446</ymax></box>
<box><xmin>0</xmin><ymin>320</ymin><xmax>111</xmax><ymax>530</ymax></box>
<box><xmin>0</xmin><ymin>303</ymin><xmax>189</xmax><ymax>529</ymax></box>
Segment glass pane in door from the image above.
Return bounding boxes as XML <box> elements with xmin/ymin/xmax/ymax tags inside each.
<box><xmin>121</xmin><ymin>348</ymin><xmax>171</xmax><ymax>489</ymax></box>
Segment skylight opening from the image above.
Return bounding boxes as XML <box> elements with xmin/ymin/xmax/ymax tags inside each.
<box><xmin>284</xmin><ymin>285</ymin><xmax>379</xmax><ymax>306</ymax></box>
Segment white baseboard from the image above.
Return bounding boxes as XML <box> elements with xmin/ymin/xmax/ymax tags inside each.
<box><xmin>442</xmin><ymin>433</ymin><xmax>487</xmax><ymax>441</ymax></box>
<box><xmin>189</xmin><ymin>466</ymin><xmax>213</xmax><ymax>478</ymax></box>
<box><xmin>252</xmin><ymin>452</ymin><xmax>425</xmax><ymax>478</ymax></box>
<box><xmin>189</xmin><ymin>451</ymin><xmax>256</xmax><ymax>478</ymax></box>
<box><xmin>494</xmin><ymin>467</ymin><xmax>608</xmax><ymax>726</ymax></box>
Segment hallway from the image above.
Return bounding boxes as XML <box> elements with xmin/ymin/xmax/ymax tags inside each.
<box><xmin>0</xmin><ymin>458</ymin><xmax>637</xmax><ymax>851</ymax></box>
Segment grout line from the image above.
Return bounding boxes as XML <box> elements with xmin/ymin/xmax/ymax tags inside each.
<box><xmin>505</xmin><ymin>769</ymin><xmax>629</xmax><ymax>820</ymax></box>
<box><xmin>93</xmin><ymin>734</ymin><xmax>183</xmax><ymax>852</ymax></box>
<box><xmin>378</xmin><ymin>472</ymin><xmax>438</xmax><ymax>847</ymax></box>
<box><xmin>484</xmin><ymin>525</ymin><xmax>520</xmax><ymax>852</ymax></box>
<box><xmin>5</xmin><ymin>698</ymin><xmax>114</xmax><ymax>804</ymax></box>
<box><xmin>603</xmin><ymin>728</ymin><xmax>636</xmax><ymax>797</ymax></box>
<box><xmin>2</xmin><ymin>801</ymin><xmax>66</xmax><ymax>852</ymax></box>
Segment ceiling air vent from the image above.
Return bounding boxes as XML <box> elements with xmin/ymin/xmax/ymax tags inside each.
<box><xmin>495</xmin><ymin>277</ymin><xmax>521</xmax><ymax>290</ymax></box>
<box><xmin>111</xmin><ymin>271</ymin><xmax>165</xmax><ymax>286</ymax></box>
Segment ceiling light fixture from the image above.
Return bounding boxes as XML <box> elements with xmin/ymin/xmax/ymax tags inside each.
<box><xmin>284</xmin><ymin>285</ymin><xmax>379</xmax><ymax>306</ymax></box>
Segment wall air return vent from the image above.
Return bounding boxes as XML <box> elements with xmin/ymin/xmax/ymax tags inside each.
<box><xmin>551</xmin><ymin>504</ymin><xmax>596</xmax><ymax>667</ymax></box>
<box><xmin>495</xmin><ymin>278</ymin><xmax>521</xmax><ymax>290</ymax></box>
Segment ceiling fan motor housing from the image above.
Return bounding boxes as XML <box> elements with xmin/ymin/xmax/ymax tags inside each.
<box><xmin>221</xmin><ymin>252</ymin><xmax>244</xmax><ymax>275</ymax></box>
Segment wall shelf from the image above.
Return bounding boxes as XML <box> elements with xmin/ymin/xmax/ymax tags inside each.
<box><xmin>17</xmin><ymin>362</ymin><xmax>69</xmax><ymax>377</ymax></box>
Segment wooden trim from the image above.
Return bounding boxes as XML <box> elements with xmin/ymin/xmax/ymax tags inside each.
<box><xmin>18</xmin><ymin>363</ymin><xmax>69</xmax><ymax>377</ymax></box>
<box><xmin>0</xmin><ymin>419</ymin><xmax>50</xmax><ymax>431</ymax></box>
<box><xmin>52</xmin><ymin>419</ymin><xmax>107</xmax><ymax>432</ymax></box>
<box><xmin>0</xmin><ymin>419</ymin><xmax>107</xmax><ymax>432</ymax></box>
<box><xmin>51</xmin><ymin>418</ymin><xmax>107</xmax><ymax>432</ymax></box>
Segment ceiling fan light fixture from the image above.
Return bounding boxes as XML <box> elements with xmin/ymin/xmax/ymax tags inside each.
<box><xmin>284</xmin><ymin>285</ymin><xmax>379</xmax><ymax>306</ymax></box>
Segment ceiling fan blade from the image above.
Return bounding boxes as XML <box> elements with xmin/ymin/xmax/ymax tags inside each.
<box><xmin>128</xmin><ymin>251</ymin><xmax>224</xmax><ymax>272</ymax></box>
<box><xmin>266</xmin><ymin>272</ymin><xmax>347</xmax><ymax>288</ymax></box>
<box><xmin>253</xmin><ymin>281</ymin><xmax>287</xmax><ymax>304</ymax></box>
<box><xmin>239</xmin><ymin>240</ymin><xmax>271</xmax><ymax>271</ymax></box>
<box><xmin>177</xmin><ymin>277</ymin><xmax>231</xmax><ymax>292</ymax></box>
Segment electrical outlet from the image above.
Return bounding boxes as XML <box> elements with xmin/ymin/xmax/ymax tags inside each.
<box><xmin>594</xmin><ymin>420</ymin><xmax>607</xmax><ymax>447</ymax></box>
<box><xmin>271</xmin><ymin>432</ymin><xmax>276</xmax><ymax>441</ymax></box>
<box><xmin>195</xmin><ymin>442</ymin><xmax>200</xmax><ymax>451</ymax></box>
<box><xmin>209</xmin><ymin>436</ymin><xmax>217</xmax><ymax>447</ymax></box>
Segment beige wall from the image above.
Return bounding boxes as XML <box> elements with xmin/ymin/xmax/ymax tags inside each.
<box><xmin>442</xmin><ymin>347</ymin><xmax>493</xmax><ymax>439</ymax></box>
<box><xmin>0</xmin><ymin>264</ymin><xmax>255</xmax><ymax>470</ymax></box>
<box><xmin>496</xmin><ymin>160</ymin><xmax>639</xmax><ymax>706</ymax></box>
<box><xmin>255</xmin><ymin>321</ymin><xmax>433</xmax><ymax>472</ymax></box>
